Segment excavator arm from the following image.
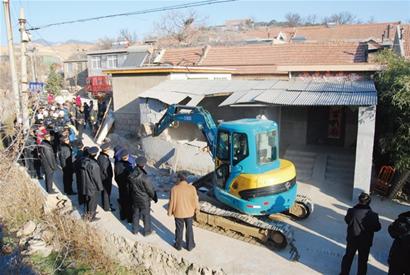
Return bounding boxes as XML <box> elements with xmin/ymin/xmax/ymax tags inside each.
<box><xmin>153</xmin><ymin>104</ymin><xmax>218</xmax><ymax>157</ymax></box>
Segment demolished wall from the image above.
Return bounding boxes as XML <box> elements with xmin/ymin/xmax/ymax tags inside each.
<box><xmin>137</xmin><ymin>96</ymin><xmax>284</xmax><ymax>174</ymax></box>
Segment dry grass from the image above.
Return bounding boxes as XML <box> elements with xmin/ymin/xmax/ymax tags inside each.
<box><xmin>0</xmin><ymin>158</ymin><xmax>140</xmax><ymax>274</ymax></box>
<box><xmin>0</xmin><ymin>161</ymin><xmax>45</xmax><ymax>231</ymax></box>
<box><xmin>44</xmin><ymin>211</ymin><xmax>123</xmax><ymax>273</ymax></box>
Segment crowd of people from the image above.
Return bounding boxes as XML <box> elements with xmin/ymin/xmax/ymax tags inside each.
<box><xmin>19</xmin><ymin>94</ymin><xmax>200</xmax><ymax>251</ymax></box>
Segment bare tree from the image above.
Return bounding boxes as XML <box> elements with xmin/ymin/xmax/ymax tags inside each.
<box><xmin>367</xmin><ymin>16</ymin><xmax>376</xmax><ymax>24</ymax></box>
<box><xmin>154</xmin><ymin>10</ymin><xmax>206</xmax><ymax>45</ymax></box>
<box><xmin>322</xmin><ymin>12</ymin><xmax>357</xmax><ymax>25</ymax></box>
<box><xmin>285</xmin><ymin>12</ymin><xmax>302</xmax><ymax>27</ymax></box>
<box><xmin>303</xmin><ymin>14</ymin><xmax>318</xmax><ymax>26</ymax></box>
<box><xmin>94</xmin><ymin>37</ymin><xmax>115</xmax><ymax>50</ymax></box>
<box><xmin>118</xmin><ymin>29</ymin><xmax>138</xmax><ymax>44</ymax></box>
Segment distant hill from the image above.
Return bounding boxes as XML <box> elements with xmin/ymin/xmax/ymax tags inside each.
<box><xmin>64</xmin><ymin>39</ymin><xmax>93</xmax><ymax>45</ymax></box>
<box><xmin>32</xmin><ymin>38</ymin><xmax>54</xmax><ymax>45</ymax></box>
<box><xmin>32</xmin><ymin>38</ymin><xmax>93</xmax><ymax>46</ymax></box>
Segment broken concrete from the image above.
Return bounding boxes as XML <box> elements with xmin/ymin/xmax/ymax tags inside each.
<box><xmin>105</xmin><ymin>234</ymin><xmax>225</xmax><ymax>275</ymax></box>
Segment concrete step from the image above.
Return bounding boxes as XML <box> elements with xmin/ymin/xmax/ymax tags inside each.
<box><xmin>284</xmin><ymin>150</ymin><xmax>317</xmax><ymax>159</ymax></box>
<box><xmin>325</xmin><ymin>166</ymin><xmax>354</xmax><ymax>175</ymax></box>
<box><xmin>325</xmin><ymin>173</ymin><xmax>354</xmax><ymax>183</ymax></box>
<box><xmin>293</xmin><ymin>161</ymin><xmax>315</xmax><ymax>169</ymax></box>
<box><xmin>326</xmin><ymin>158</ymin><xmax>355</xmax><ymax>170</ymax></box>
<box><xmin>284</xmin><ymin>155</ymin><xmax>316</xmax><ymax>164</ymax></box>
<box><xmin>328</xmin><ymin>154</ymin><xmax>355</xmax><ymax>161</ymax></box>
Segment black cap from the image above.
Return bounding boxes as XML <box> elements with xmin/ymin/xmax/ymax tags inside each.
<box><xmin>88</xmin><ymin>146</ymin><xmax>99</xmax><ymax>155</ymax></box>
<box><xmin>120</xmin><ymin>149</ymin><xmax>129</xmax><ymax>158</ymax></box>
<box><xmin>359</xmin><ymin>192</ymin><xmax>371</xmax><ymax>205</ymax></box>
<box><xmin>100</xmin><ymin>143</ymin><xmax>111</xmax><ymax>150</ymax></box>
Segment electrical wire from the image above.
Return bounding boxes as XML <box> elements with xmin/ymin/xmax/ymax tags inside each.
<box><xmin>27</xmin><ymin>0</ymin><xmax>237</xmax><ymax>31</ymax></box>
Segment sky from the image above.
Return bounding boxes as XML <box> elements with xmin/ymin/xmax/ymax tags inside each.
<box><xmin>1</xmin><ymin>0</ymin><xmax>410</xmax><ymax>45</ymax></box>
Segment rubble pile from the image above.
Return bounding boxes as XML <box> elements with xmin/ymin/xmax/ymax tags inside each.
<box><xmin>106</xmin><ymin>234</ymin><xmax>225</xmax><ymax>275</ymax></box>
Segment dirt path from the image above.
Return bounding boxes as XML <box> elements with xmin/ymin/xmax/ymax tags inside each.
<box><xmin>36</xmin><ymin>132</ymin><xmax>408</xmax><ymax>275</ymax></box>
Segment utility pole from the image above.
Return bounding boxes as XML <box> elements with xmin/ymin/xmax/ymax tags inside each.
<box><xmin>29</xmin><ymin>47</ymin><xmax>38</xmax><ymax>82</ymax></box>
<box><xmin>19</xmin><ymin>7</ymin><xmax>30</xmax><ymax>131</ymax></box>
<box><xmin>3</xmin><ymin>0</ymin><xmax>21</xmax><ymax>119</ymax></box>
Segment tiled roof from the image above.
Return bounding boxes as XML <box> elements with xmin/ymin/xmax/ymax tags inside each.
<box><xmin>201</xmin><ymin>42</ymin><xmax>367</xmax><ymax>66</ymax></box>
<box><xmin>161</xmin><ymin>47</ymin><xmax>204</xmax><ymax>66</ymax></box>
<box><xmin>159</xmin><ymin>42</ymin><xmax>368</xmax><ymax>74</ymax></box>
<box><xmin>242</xmin><ymin>22</ymin><xmax>399</xmax><ymax>42</ymax></box>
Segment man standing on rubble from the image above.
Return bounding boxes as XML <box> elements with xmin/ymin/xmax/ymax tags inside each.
<box><xmin>340</xmin><ymin>192</ymin><xmax>381</xmax><ymax>275</ymax></box>
<box><xmin>168</xmin><ymin>172</ymin><xmax>200</xmax><ymax>251</ymax></box>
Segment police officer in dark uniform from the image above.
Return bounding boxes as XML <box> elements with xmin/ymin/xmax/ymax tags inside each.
<box><xmin>59</xmin><ymin>136</ymin><xmax>76</xmax><ymax>195</ymax></box>
<box><xmin>340</xmin><ymin>192</ymin><xmax>381</xmax><ymax>275</ymax></box>
<box><xmin>80</xmin><ymin>146</ymin><xmax>103</xmax><ymax>221</ymax></box>
<box><xmin>39</xmin><ymin>134</ymin><xmax>58</xmax><ymax>194</ymax></box>
<box><xmin>97</xmin><ymin>142</ymin><xmax>114</xmax><ymax>211</ymax></box>
<box><xmin>128</xmin><ymin>163</ymin><xmax>157</xmax><ymax>236</ymax></box>
<box><xmin>114</xmin><ymin>150</ymin><xmax>132</xmax><ymax>222</ymax></box>
<box><xmin>74</xmin><ymin>141</ymin><xmax>88</xmax><ymax>205</ymax></box>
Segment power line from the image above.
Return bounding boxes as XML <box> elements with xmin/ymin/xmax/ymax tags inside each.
<box><xmin>27</xmin><ymin>0</ymin><xmax>237</xmax><ymax>31</ymax></box>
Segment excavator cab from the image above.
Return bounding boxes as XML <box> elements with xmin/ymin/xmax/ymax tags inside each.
<box><xmin>213</xmin><ymin>119</ymin><xmax>297</xmax><ymax>216</ymax></box>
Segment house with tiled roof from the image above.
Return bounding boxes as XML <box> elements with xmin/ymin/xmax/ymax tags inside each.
<box><xmin>105</xmin><ymin>38</ymin><xmax>384</xmax><ymax>199</ymax></box>
<box><xmin>242</xmin><ymin>22</ymin><xmax>399</xmax><ymax>44</ymax></box>
<box><xmin>159</xmin><ymin>42</ymin><xmax>376</xmax><ymax>78</ymax></box>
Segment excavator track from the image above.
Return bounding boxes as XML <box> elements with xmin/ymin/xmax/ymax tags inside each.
<box><xmin>195</xmin><ymin>201</ymin><xmax>300</xmax><ymax>261</ymax></box>
<box><xmin>285</xmin><ymin>194</ymin><xmax>314</xmax><ymax>220</ymax></box>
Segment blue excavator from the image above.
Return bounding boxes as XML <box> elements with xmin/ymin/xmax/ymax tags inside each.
<box><xmin>154</xmin><ymin>105</ymin><xmax>313</xmax><ymax>260</ymax></box>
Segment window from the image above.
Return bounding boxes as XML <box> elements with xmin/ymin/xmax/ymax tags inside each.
<box><xmin>91</xmin><ymin>56</ymin><xmax>101</xmax><ymax>69</ymax></box>
<box><xmin>217</xmin><ymin>131</ymin><xmax>230</xmax><ymax>161</ymax></box>
<box><xmin>256</xmin><ymin>130</ymin><xmax>277</xmax><ymax>164</ymax></box>
<box><xmin>233</xmin><ymin>133</ymin><xmax>248</xmax><ymax>165</ymax></box>
<box><xmin>107</xmin><ymin>55</ymin><xmax>118</xmax><ymax>68</ymax></box>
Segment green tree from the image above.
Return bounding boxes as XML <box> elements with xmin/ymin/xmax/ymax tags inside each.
<box><xmin>374</xmin><ymin>50</ymin><xmax>410</xmax><ymax>170</ymax></box>
<box><xmin>45</xmin><ymin>64</ymin><xmax>63</xmax><ymax>95</ymax></box>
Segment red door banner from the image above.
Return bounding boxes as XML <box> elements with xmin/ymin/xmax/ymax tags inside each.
<box><xmin>327</xmin><ymin>107</ymin><xmax>343</xmax><ymax>139</ymax></box>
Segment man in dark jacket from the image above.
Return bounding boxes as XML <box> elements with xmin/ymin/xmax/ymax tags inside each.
<box><xmin>388</xmin><ymin>211</ymin><xmax>410</xmax><ymax>275</ymax></box>
<box><xmin>39</xmin><ymin>134</ymin><xmax>58</xmax><ymax>194</ymax></box>
<box><xmin>340</xmin><ymin>192</ymin><xmax>381</xmax><ymax>275</ymax></box>
<box><xmin>59</xmin><ymin>136</ymin><xmax>76</xmax><ymax>195</ymax></box>
<box><xmin>80</xmin><ymin>146</ymin><xmax>104</xmax><ymax>221</ymax></box>
<box><xmin>74</xmin><ymin>141</ymin><xmax>88</xmax><ymax>205</ymax></box>
<box><xmin>97</xmin><ymin>143</ymin><xmax>114</xmax><ymax>212</ymax></box>
<box><xmin>114</xmin><ymin>150</ymin><xmax>133</xmax><ymax>222</ymax></box>
<box><xmin>128</xmin><ymin>162</ymin><xmax>157</xmax><ymax>236</ymax></box>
